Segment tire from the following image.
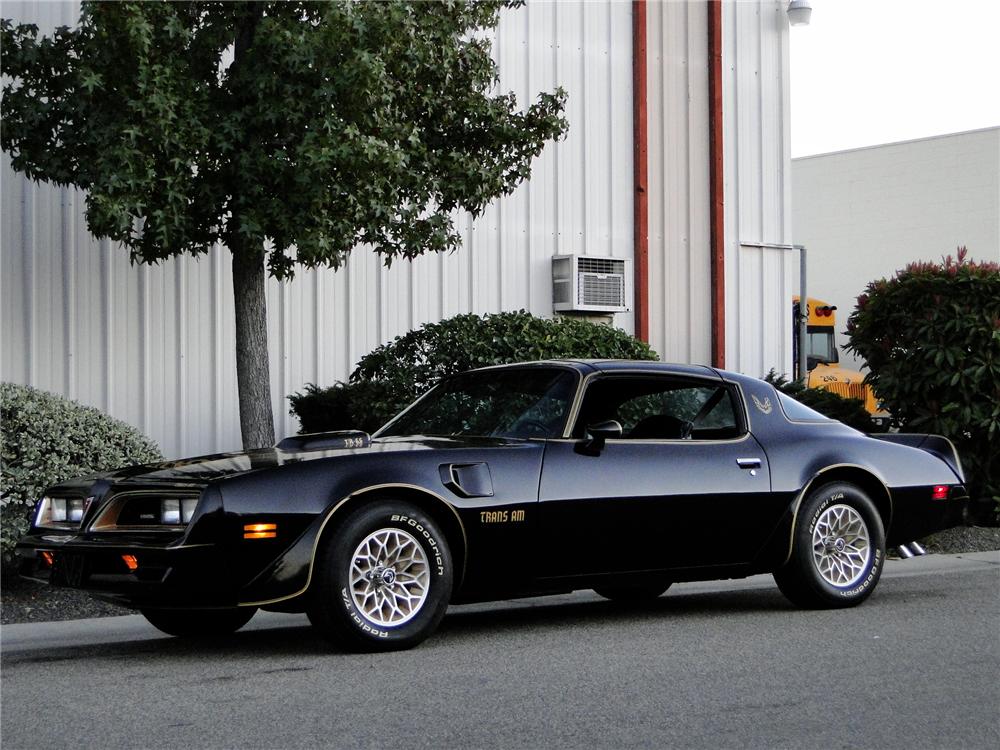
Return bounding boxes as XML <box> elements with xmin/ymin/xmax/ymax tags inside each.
<box><xmin>307</xmin><ymin>500</ymin><xmax>453</xmax><ymax>652</ymax></box>
<box><xmin>774</xmin><ymin>481</ymin><xmax>885</xmax><ymax>609</ymax></box>
<box><xmin>594</xmin><ymin>582</ymin><xmax>671</xmax><ymax>602</ymax></box>
<box><xmin>140</xmin><ymin>607</ymin><xmax>257</xmax><ymax>637</ymax></box>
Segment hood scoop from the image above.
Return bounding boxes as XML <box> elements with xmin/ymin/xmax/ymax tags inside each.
<box><xmin>276</xmin><ymin>431</ymin><xmax>371</xmax><ymax>453</ymax></box>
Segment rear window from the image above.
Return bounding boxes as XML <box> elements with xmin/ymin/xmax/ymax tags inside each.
<box><xmin>776</xmin><ymin>391</ymin><xmax>832</xmax><ymax>422</ymax></box>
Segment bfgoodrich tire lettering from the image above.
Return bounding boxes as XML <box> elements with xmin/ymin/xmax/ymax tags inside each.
<box><xmin>140</xmin><ymin>607</ymin><xmax>257</xmax><ymax>637</ymax></box>
<box><xmin>307</xmin><ymin>500</ymin><xmax>453</xmax><ymax>652</ymax></box>
<box><xmin>774</xmin><ymin>481</ymin><xmax>885</xmax><ymax>609</ymax></box>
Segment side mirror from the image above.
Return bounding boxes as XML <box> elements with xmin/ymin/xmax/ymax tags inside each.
<box><xmin>577</xmin><ymin>420</ymin><xmax>623</xmax><ymax>456</ymax></box>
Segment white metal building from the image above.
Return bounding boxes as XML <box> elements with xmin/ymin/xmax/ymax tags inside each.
<box><xmin>1</xmin><ymin>0</ymin><xmax>795</xmax><ymax>458</ymax></box>
<box><xmin>792</xmin><ymin>127</ymin><xmax>1000</xmax><ymax>370</ymax></box>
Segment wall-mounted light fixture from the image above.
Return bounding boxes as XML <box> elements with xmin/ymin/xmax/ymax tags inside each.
<box><xmin>787</xmin><ymin>0</ymin><xmax>813</xmax><ymax>26</ymax></box>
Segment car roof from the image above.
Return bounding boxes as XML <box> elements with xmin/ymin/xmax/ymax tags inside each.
<box><xmin>466</xmin><ymin>359</ymin><xmax>722</xmax><ymax>380</ymax></box>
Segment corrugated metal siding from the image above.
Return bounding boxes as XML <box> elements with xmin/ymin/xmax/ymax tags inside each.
<box><xmin>1</xmin><ymin>0</ymin><xmax>635</xmax><ymax>458</ymax></box>
<box><xmin>645</xmin><ymin>0</ymin><xmax>712</xmax><ymax>365</ymax></box>
<box><xmin>721</xmin><ymin>0</ymin><xmax>794</xmax><ymax>378</ymax></box>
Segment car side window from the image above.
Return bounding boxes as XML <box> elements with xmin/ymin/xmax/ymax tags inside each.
<box><xmin>574</xmin><ymin>376</ymin><xmax>743</xmax><ymax>441</ymax></box>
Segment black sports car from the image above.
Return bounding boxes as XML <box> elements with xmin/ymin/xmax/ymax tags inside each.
<box><xmin>16</xmin><ymin>360</ymin><xmax>967</xmax><ymax>651</ymax></box>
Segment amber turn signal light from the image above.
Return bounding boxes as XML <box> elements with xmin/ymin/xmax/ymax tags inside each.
<box><xmin>244</xmin><ymin>522</ymin><xmax>277</xmax><ymax>539</ymax></box>
<box><xmin>122</xmin><ymin>554</ymin><xmax>139</xmax><ymax>571</ymax></box>
<box><xmin>40</xmin><ymin>551</ymin><xmax>55</xmax><ymax>567</ymax></box>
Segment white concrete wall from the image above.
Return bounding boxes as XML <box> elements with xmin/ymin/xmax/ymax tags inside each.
<box><xmin>792</xmin><ymin>127</ymin><xmax>1000</xmax><ymax>370</ymax></box>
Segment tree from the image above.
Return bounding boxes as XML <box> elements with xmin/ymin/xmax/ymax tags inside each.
<box><xmin>845</xmin><ymin>247</ymin><xmax>1000</xmax><ymax>516</ymax></box>
<box><xmin>0</xmin><ymin>1</ymin><xmax>567</xmax><ymax>449</ymax></box>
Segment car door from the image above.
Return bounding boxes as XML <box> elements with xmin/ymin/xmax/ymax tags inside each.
<box><xmin>536</xmin><ymin>374</ymin><xmax>783</xmax><ymax>578</ymax></box>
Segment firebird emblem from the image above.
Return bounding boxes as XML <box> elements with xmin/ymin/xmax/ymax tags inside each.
<box><xmin>751</xmin><ymin>394</ymin><xmax>773</xmax><ymax>415</ymax></box>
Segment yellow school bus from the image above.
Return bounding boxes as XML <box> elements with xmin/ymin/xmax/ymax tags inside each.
<box><xmin>792</xmin><ymin>296</ymin><xmax>889</xmax><ymax>427</ymax></box>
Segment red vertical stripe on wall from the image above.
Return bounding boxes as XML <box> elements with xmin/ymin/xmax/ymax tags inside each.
<box><xmin>632</xmin><ymin>0</ymin><xmax>649</xmax><ymax>343</ymax></box>
<box><xmin>708</xmin><ymin>0</ymin><xmax>726</xmax><ymax>368</ymax></box>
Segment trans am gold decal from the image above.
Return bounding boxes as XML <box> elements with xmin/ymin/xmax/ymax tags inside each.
<box><xmin>751</xmin><ymin>394</ymin><xmax>773</xmax><ymax>415</ymax></box>
<box><xmin>480</xmin><ymin>509</ymin><xmax>525</xmax><ymax>524</ymax></box>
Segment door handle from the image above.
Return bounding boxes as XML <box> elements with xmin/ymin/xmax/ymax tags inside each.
<box><xmin>736</xmin><ymin>458</ymin><xmax>762</xmax><ymax>469</ymax></box>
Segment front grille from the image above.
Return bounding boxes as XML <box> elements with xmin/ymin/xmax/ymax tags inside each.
<box><xmin>91</xmin><ymin>490</ymin><xmax>201</xmax><ymax>531</ymax></box>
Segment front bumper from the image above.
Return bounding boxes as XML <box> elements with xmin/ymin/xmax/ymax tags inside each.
<box><xmin>15</xmin><ymin>533</ymin><xmax>238</xmax><ymax>609</ymax></box>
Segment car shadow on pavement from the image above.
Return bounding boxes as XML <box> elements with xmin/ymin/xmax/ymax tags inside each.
<box><xmin>437</xmin><ymin>586</ymin><xmax>796</xmax><ymax>637</ymax></box>
<box><xmin>3</xmin><ymin>584</ymin><xmax>912</xmax><ymax>663</ymax></box>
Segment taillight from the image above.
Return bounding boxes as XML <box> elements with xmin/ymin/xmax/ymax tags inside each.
<box><xmin>932</xmin><ymin>485</ymin><xmax>949</xmax><ymax>500</ymax></box>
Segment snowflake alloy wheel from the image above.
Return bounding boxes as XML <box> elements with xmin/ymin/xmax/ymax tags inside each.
<box><xmin>811</xmin><ymin>503</ymin><xmax>872</xmax><ymax>588</ymax></box>
<box><xmin>349</xmin><ymin>527</ymin><xmax>430</xmax><ymax>627</ymax></box>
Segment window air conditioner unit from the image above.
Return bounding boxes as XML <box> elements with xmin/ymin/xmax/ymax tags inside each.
<box><xmin>551</xmin><ymin>254</ymin><xmax>632</xmax><ymax>313</ymax></box>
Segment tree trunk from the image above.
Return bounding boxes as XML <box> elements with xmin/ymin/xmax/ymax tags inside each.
<box><xmin>232</xmin><ymin>245</ymin><xmax>275</xmax><ymax>450</ymax></box>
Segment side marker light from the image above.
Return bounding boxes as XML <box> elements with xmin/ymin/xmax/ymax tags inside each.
<box><xmin>244</xmin><ymin>523</ymin><xmax>277</xmax><ymax>539</ymax></box>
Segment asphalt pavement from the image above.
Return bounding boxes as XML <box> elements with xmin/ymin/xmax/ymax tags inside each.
<box><xmin>2</xmin><ymin>551</ymin><xmax>998</xmax><ymax>749</ymax></box>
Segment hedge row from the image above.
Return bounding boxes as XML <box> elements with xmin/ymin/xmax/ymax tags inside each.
<box><xmin>290</xmin><ymin>310</ymin><xmax>658</xmax><ymax>432</ymax></box>
<box><xmin>846</xmin><ymin>247</ymin><xmax>999</xmax><ymax>516</ymax></box>
<box><xmin>1</xmin><ymin>383</ymin><xmax>163</xmax><ymax>565</ymax></box>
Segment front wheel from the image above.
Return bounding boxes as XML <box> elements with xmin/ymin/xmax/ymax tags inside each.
<box><xmin>307</xmin><ymin>501</ymin><xmax>453</xmax><ymax>652</ymax></box>
<box><xmin>140</xmin><ymin>607</ymin><xmax>257</xmax><ymax>637</ymax></box>
<box><xmin>774</xmin><ymin>482</ymin><xmax>885</xmax><ymax>608</ymax></box>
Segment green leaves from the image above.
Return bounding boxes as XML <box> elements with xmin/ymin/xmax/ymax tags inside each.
<box><xmin>0</xmin><ymin>383</ymin><xmax>163</xmax><ymax>565</ymax></box>
<box><xmin>2</xmin><ymin>2</ymin><xmax>567</xmax><ymax>277</ymax></box>
<box><xmin>290</xmin><ymin>311</ymin><xmax>658</xmax><ymax>433</ymax></box>
<box><xmin>845</xmin><ymin>247</ymin><xmax>1000</xmax><ymax>514</ymax></box>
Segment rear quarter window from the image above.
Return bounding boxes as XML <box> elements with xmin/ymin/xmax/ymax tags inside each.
<box><xmin>775</xmin><ymin>390</ymin><xmax>833</xmax><ymax>422</ymax></box>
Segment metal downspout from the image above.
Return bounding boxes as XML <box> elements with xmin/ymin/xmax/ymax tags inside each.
<box><xmin>708</xmin><ymin>0</ymin><xmax>725</xmax><ymax>368</ymax></box>
<box><xmin>633</xmin><ymin>0</ymin><xmax>649</xmax><ymax>343</ymax></box>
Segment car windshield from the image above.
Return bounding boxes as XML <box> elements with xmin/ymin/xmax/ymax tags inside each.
<box><xmin>377</xmin><ymin>367</ymin><xmax>578</xmax><ymax>439</ymax></box>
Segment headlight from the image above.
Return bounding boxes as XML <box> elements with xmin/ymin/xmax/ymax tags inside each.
<box><xmin>161</xmin><ymin>498</ymin><xmax>198</xmax><ymax>525</ymax></box>
<box><xmin>35</xmin><ymin>496</ymin><xmax>92</xmax><ymax>529</ymax></box>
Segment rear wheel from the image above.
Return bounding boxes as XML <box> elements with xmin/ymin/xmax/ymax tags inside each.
<box><xmin>307</xmin><ymin>500</ymin><xmax>453</xmax><ymax>652</ymax></box>
<box><xmin>140</xmin><ymin>607</ymin><xmax>257</xmax><ymax>637</ymax></box>
<box><xmin>594</xmin><ymin>582</ymin><xmax>671</xmax><ymax>602</ymax></box>
<box><xmin>774</xmin><ymin>481</ymin><xmax>885</xmax><ymax>608</ymax></box>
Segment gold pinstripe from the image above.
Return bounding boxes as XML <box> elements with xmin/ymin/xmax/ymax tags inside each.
<box><xmin>238</xmin><ymin>483</ymin><xmax>468</xmax><ymax>608</ymax></box>
<box><xmin>781</xmin><ymin>464</ymin><xmax>893</xmax><ymax>566</ymax></box>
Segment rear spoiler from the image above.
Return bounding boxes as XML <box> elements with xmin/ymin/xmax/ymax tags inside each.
<box><xmin>871</xmin><ymin>433</ymin><xmax>965</xmax><ymax>482</ymax></box>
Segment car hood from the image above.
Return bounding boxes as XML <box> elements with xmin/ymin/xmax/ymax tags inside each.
<box><xmin>68</xmin><ymin>435</ymin><xmax>532</xmax><ymax>486</ymax></box>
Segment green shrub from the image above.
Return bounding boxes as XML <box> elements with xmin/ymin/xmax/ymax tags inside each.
<box><xmin>763</xmin><ymin>370</ymin><xmax>876</xmax><ymax>432</ymax></box>
<box><xmin>1</xmin><ymin>383</ymin><xmax>163</xmax><ymax>565</ymax></box>
<box><xmin>290</xmin><ymin>310</ymin><xmax>658</xmax><ymax>432</ymax></box>
<box><xmin>845</xmin><ymin>247</ymin><xmax>1000</xmax><ymax>516</ymax></box>
<box><xmin>287</xmin><ymin>380</ymin><xmax>389</xmax><ymax>435</ymax></box>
